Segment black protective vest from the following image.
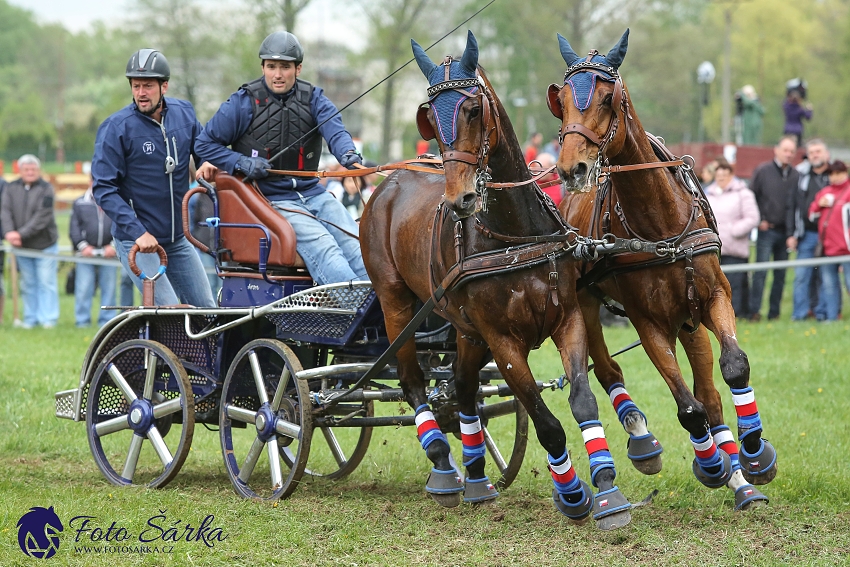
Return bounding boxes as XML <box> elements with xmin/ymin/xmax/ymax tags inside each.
<box><xmin>233</xmin><ymin>78</ymin><xmax>322</xmax><ymax>172</ymax></box>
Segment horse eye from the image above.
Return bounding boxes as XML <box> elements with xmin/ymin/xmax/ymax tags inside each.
<box><xmin>602</xmin><ymin>94</ymin><xmax>613</xmax><ymax>106</ymax></box>
<box><xmin>468</xmin><ymin>105</ymin><xmax>481</xmax><ymax>118</ymax></box>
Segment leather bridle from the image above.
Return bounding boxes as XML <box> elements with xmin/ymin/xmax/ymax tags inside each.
<box><xmin>417</xmin><ymin>57</ymin><xmax>502</xmax><ymax>208</ymax></box>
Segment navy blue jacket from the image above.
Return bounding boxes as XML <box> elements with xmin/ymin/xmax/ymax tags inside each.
<box><xmin>92</xmin><ymin>98</ymin><xmax>203</xmax><ymax>242</ymax></box>
<box><xmin>195</xmin><ymin>79</ymin><xmax>356</xmax><ymax>201</ymax></box>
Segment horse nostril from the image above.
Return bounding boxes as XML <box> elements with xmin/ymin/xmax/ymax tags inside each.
<box><xmin>461</xmin><ymin>192</ymin><xmax>477</xmax><ymax>209</ymax></box>
<box><xmin>571</xmin><ymin>162</ymin><xmax>588</xmax><ymax>179</ymax></box>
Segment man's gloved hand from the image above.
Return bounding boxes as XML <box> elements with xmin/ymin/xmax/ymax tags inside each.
<box><xmin>236</xmin><ymin>155</ymin><xmax>272</xmax><ymax>181</ymax></box>
<box><xmin>339</xmin><ymin>150</ymin><xmax>363</xmax><ymax>170</ymax></box>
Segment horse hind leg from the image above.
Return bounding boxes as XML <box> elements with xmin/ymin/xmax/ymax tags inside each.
<box><xmin>581</xmin><ymin>296</ymin><xmax>663</xmax><ymax>475</ymax></box>
<box><xmin>704</xmin><ymin>294</ymin><xmax>777</xmax><ymax>487</ymax></box>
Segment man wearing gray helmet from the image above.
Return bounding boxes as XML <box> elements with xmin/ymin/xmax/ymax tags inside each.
<box><xmin>195</xmin><ymin>32</ymin><xmax>368</xmax><ymax>286</ymax></box>
<box><xmin>91</xmin><ymin>49</ymin><xmax>216</xmax><ymax>307</ymax></box>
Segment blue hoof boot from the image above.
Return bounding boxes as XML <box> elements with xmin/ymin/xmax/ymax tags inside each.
<box><xmin>593</xmin><ymin>487</ymin><xmax>632</xmax><ymax>530</ymax></box>
<box><xmin>734</xmin><ymin>484</ymin><xmax>769</xmax><ymax>511</ymax></box>
<box><xmin>692</xmin><ymin>449</ymin><xmax>733</xmax><ymax>489</ymax></box>
<box><xmin>552</xmin><ymin>479</ymin><xmax>593</xmax><ymax>524</ymax></box>
<box><xmin>463</xmin><ymin>476</ymin><xmax>499</xmax><ymax>504</ymax></box>
<box><xmin>627</xmin><ymin>432</ymin><xmax>663</xmax><ymax>475</ymax></box>
<box><xmin>426</xmin><ymin>468</ymin><xmax>463</xmax><ymax>508</ymax></box>
<box><xmin>739</xmin><ymin>438</ymin><xmax>777</xmax><ymax>485</ymax></box>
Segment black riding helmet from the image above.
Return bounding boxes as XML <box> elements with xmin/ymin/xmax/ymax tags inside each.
<box><xmin>125</xmin><ymin>49</ymin><xmax>171</xmax><ymax>81</ymax></box>
<box><xmin>259</xmin><ymin>31</ymin><xmax>303</xmax><ymax>64</ymax></box>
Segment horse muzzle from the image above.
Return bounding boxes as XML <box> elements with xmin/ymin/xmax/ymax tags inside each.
<box><xmin>558</xmin><ymin>160</ymin><xmax>595</xmax><ymax>194</ymax></box>
<box><xmin>444</xmin><ymin>189</ymin><xmax>479</xmax><ymax>218</ymax></box>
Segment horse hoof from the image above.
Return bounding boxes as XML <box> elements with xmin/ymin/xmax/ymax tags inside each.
<box><xmin>552</xmin><ymin>480</ymin><xmax>593</xmax><ymax>523</ymax></box>
<box><xmin>592</xmin><ymin>486</ymin><xmax>632</xmax><ymax>531</ymax></box>
<box><xmin>426</xmin><ymin>468</ymin><xmax>464</xmax><ymax>508</ymax></box>
<box><xmin>627</xmin><ymin>432</ymin><xmax>664</xmax><ymax>475</ymax></box>
<box><xmin>463</xmin><ymin>476</ymin><xmax>499</xmax><ymax>504</ymax></box>
<box><xmin>429</xmin><ymin>492</ymin><xmax>461</xmax><ymax>508</ymax></box>
<box><xmin>739</xmin><ymin>439</ymin><xmax>777</xmax><ymax>486</ymax></box>
<box><xmin>692</xmin><ymin>449</ymin><xmax>733</xmax><ymax>489</ymax></box>
<box><xmin>596</xmin><ymin>509</ymin><xmax>632</xmax><ymax>531</ymax></box>
<box><xmin>734</xmin><ymin>484</ymin><xmax>769</xmax><ymax>511</ymax></box>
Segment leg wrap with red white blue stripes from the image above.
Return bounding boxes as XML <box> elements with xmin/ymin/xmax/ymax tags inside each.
<box><xmin>548</xmin><ymin>450</ymin><xmax>582</xmax><ymax>495</ymax></box>
<box><xmin>691</xmin><ymin>431</ymin><xmax>732</xmax><ymax>488</ymax></box>
<box><xmin>711</xmin><ymin>424</ymin><xmax>741</xmax><ymax>472</ymax></box>
<box><xmin>731</xmin><ymin>387</ymin><xmax>762</xmax><ymax>441</ymax></box>
<box><xmin>607</xmin><ymin>383</ymin><xmax>646</xmax><ymax>425</ymax></box>
<box><xmin>581</xmin><ymin>420</ymin><xmax>615</xmax><ymax>487</ymax></box>
<box><xmin>459</xmin><ymin>412</ymin><xmax>486</xmax><ymax>467</ymax></box>
<box><xmin>415</xmin><ymin>404</ymin><xmax>448</xmax><ymax>451</ymax></box>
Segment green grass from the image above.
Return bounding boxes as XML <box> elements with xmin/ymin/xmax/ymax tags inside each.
<box><xmin>1</xmin><ymin>262</ymin><xmax>849</xmax><ymax>565</ymax></box>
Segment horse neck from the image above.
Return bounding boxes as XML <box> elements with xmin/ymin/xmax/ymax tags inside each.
<box><xmin>607</xmin><ymin>110</ymin><xmax>690</xmax><ymax>240</ymax></box>
<box><xmin>476</xmin><ymin>98</ymin><xmax>558</xmax><ymax>236</ymax></box>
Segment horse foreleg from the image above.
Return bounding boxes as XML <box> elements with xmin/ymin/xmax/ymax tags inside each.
<box><xmin>581</xmin><ymin>295</ymin><xmax>662</xmax><ymax>474</ymax></box>
<box><xmin>634</xmin><ymin>321</ymin><xmax>733</xmax><ymax>490</ymax></box>
<box><xmin>552</xmin><ymin>314</ymin><xmax>631</xmax><ymax>530</ymax></box>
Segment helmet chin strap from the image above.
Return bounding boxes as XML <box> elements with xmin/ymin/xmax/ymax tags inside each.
<box><xmin>137</xmin><ymin>86</ymin><xmax>164</xmax><ymax>117</ymax></box>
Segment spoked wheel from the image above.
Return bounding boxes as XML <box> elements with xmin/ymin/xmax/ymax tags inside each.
<box><xmin>220</xmin><ymin>339</ymin><xmax>312</xmax><ymax>500</ymax></box>
<box><xmin>291</xmin><ymin>383</ymin><xmax>373</xmax><ymax>480</ymax></box>
<box><xmin>478</xmin><ymin>394</ymin><xmax>528</xmax><ymax>490</ymax></box>
<box><xmin>86</xmin><ymin>339</ymin><xmax>194</xmax><ymax>488</ymax></box>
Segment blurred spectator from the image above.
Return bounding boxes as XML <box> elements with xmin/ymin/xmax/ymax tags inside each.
<box><xmin>0</xmin><ymin>177</ymin><xmax>6</xmax><ymax>323</ymax></box>
<box><xmin>361</xmin><ymin>161</ymin><xmax>379</xmax><ymax>204</ymax></box>
<box><xmin>808</xmin><ymin>160</ymin><xmax>850</xmax><ymax>321</ymax></box>
<box><xmin>705</xmin><ymin>160</ymin><xmax>759</xmax><ymax>318</ymax></box>
<box><xmin>787</xmin><ymin>139</ymin><xmax>830</xmax><ymax>320</ymax></box>
<box><xmin>70</xmin><ymin>188</ymin><xmax>117</xmax><ymax>327</ymax></box>
<box><xmin>749</xmin><ymin>136</ymin><xmax>798</xmax><ymax>321</ymax></box>
<box><xmin>783</xmin><ymin>79</ymin><xmax>812</xmax><ymax>147</ymax></box>
<box><xmin>540</xmin><ymin>133</ymin><xmax>560</xmax><ymax>159</ymax></box>
<box><xmin>339</xmin><ymin>176</ymin><xmax>364</xmax><ymax>219</ymax></box>
<box><xmin>700</xmin><ymin>159</ymin><xmax>718</xmax><ymax>191</ymax></box>
<box><xmin>0</xmin><ymin>155</ymin><xmax>59</xmax><ymax>328</ymax></box>
<box><xmin>534</xmin><ymin>152</ymin><xmax>563</xmax><ymax>206</ymax></box>
<box><xmin>524</xmin><ymin>132</ymin><xmax>543</xmax><ymax>163</ymax></box>
<box><xmin>736</xmin><ymin>85</ymin><xmax>764</xmax><ymax>145</ymax></box>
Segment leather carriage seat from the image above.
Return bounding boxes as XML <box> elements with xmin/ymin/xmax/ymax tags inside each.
<box><xmin>213</xmin><ymin>171</ymin><xmax>306</xmax><ymax>269</ymax></box>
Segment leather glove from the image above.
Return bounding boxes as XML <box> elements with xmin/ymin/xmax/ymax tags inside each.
<box><xmin>339</xmin><ymin>150</ymin><xmax>363</xmax><ymax>170</ymax></box>
<box><xmin>236</xmin><ymin>155</ymin><xmax>272</xmax><ymax>181</ymax></box>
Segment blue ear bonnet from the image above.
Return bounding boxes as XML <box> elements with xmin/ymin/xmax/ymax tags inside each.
<box><xmin>564</xmin><ymin>54</ymin><xmax>614</xmax><ymax>112</ymax></box>
<box><xmin>427</xmin><ymin>61</ymin><xmax>478</xmax><ymax>145</ymax></box>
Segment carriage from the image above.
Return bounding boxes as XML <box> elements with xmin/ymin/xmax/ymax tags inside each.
<box><xmin>53</xmin><ymin>171</ymin><xmax>539</xmax><ymax>501</ymax></box>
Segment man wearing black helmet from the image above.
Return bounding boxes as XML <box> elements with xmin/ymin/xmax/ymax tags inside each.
<box><xmin>195</xmin><ymin>31</ymin><xmax>368</xmax><ymax>286</ymax></box>
<box><xmin>91</xmin><ymin>49</ymin><xmax>216</xmax><ymax>307</ymax></box>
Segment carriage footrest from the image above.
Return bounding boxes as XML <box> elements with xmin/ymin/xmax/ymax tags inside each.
<box><xmin>55</xmin><ymin>389</ymin><xmax>80</xmax><ymax>421</ymax></box>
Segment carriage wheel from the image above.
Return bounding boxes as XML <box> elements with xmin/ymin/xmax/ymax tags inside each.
<box><xmin>86</xmin><ymin>339</ymin><xmax>194</xmax><ymax>488</ymax></box>
<box><xmin>220</xmin><ymin>339</ymin><xmax>312</xmax><ymax>500</ymax></box>
<box><xmin>478</xmin><ymin>395</ymin><xmax>529</xmax><ymax>490</ymax></box>
<box><xmin>286</xmin><ymin>384</ymin><xmax>373</xmax><ymax>480</ymax></box>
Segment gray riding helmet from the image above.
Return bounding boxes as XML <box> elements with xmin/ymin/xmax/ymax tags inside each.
<box><xmin>125</xmin><ymin>49</ymin><xmax>171</xmax><ymax>81</ymax></box>
<box><xmin>259</xmin><ymin>32</ymin><xmax>304</xmax><ymax>64</ymax></box>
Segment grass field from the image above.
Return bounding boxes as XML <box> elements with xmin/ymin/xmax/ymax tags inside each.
<box><xmin>1</xmin><ymin>247</ymin><xmax>849</xmax><ymax>565</ymax></box>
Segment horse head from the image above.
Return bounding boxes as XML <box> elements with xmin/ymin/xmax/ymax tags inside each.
<box><xmin>412</xmin><ymin>30</ymin><xmax>502</xmax><ymax>218</ymax></box>
<box><xmin>547</xmin><ymin>30</ymin><xmax>631</xmax><ymax>192</ymax></box>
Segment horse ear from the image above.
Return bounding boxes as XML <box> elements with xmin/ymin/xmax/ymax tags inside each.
<box><xmin>557</xmin><ymin>33</ymin><xmax>580</xmax><ymax>66</ymax></box>
<box><xmin>411</xmin><ymin>38</ymin><xmax>437</xmax><ymax>79</ymax></box>
<box><xmin>605</xmin><ymin>29</ymin><xmax>630</xmax><ymax>69</ymax></box>
<box><xmin>460</xmin><ymin>30</ymin><xmax>479</xmax><ymax>73</ymax></box>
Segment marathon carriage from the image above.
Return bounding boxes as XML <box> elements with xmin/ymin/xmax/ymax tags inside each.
<box><xmin>54</xmin><ymin>171</ymin><xmax>541</xmax><ymax>501</ymax></box>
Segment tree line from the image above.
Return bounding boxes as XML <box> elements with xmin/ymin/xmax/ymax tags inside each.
<box><xmin>1</xmin><ymin>0</ymin><xmax>847</xmax><ymax>165</ymax></box>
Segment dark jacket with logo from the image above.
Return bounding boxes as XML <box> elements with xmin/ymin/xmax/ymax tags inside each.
<box><xmin>70</xmin><ymin>191</ymin><xmax>114</xmax><ymax>251</ymax></box>
<box><xmin>750</xmin><ymin>159</ymin><xmax>799</xmax><ymax>236</ymax></box>
<box><xmin>195</xmin><ymin>78</ymin><xmax>356</xmax><ymax>201</ymax></box>
<box><xmin>91</xmin><ymin>97</ymin><xmax>203</xmax><ymax>242</ymax></box>
<box><xmin>0</xmin><ymin>176</ymin><xmax>59</xmax><ymax>250</ymax></box>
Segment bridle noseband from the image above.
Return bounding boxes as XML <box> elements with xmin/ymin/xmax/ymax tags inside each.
<box><xmin>417</xmin><ymin>57</ymin><xmax>502</xmax><ymax>209</ymax></box>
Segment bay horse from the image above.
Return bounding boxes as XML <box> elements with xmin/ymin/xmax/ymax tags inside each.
<box><xmin>360</xmin><ymin>31</ymin><xmax>632</xmax><ymax>529</ymax></box>
<box><xmin>547</xmin><ymin>30</ymin><xmax>776</xmax><ymax>510</ymax></box>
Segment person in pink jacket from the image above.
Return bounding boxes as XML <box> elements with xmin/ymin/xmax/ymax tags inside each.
<box><xmin>808</xmin><ymin>160</ymin><xmax>850</xmax><ymax>320</ymax></box>
<box><xmin>705</xmin><ymin>160</ymin><xmax>760</xmax><ymax>318</ymax></box>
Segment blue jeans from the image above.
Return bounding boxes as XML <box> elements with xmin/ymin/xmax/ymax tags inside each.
<box><xmin>74</xmin><ymin>261</ymin><xmax>117</xmax><ymax>326</ymax></box>
<box><xmin>15</xmin><ymin>243</ymin><xmax>60</xmax><ymax>326</ymax></box>
<box><xmin>791</xmin><ymin>230</ymin><xmax>826</xmax><ymax>320</ymax></box>
<box><xmin>720</xmin><ymin>256</ymin><xmax>750</xmax><ymax>318</ymax></box>
<box><xmin>271</xmin><ymin>191</ymin><xmax>368</xmax><ymax>285</ymax></box>
<box><xmin>119</xmin><ymin>269</ymin><xmax>136</xmax><ymax>306</ymax></box>
<box><xmin>197</xmin><ymin>249</ymin><xmax>222</xmax><ymax>299</ymax></box>
<box><xmin>749</xmin><ymin>228</ymin><xmax>788</xmax><ymax>319</ymax></box>
<box><xmin>819</xmin><ymin>261</ymin><xmax>850</xmax><ymax>320</ymax></box>
<box><xmin>114</xmin><ymin>237</ymin><xmax>216</xmax><ymax>307</ymax></box>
